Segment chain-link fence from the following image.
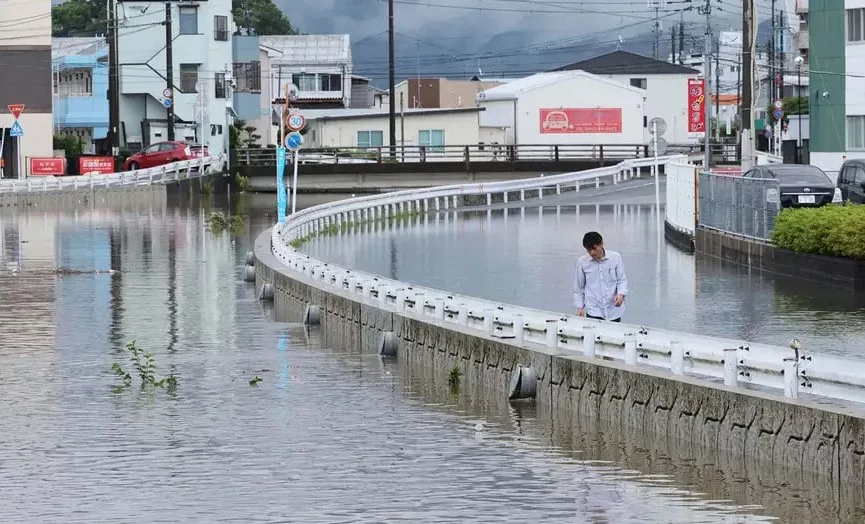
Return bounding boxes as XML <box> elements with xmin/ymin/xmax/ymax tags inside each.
<box><xmin>698</xmin><ymin>172</ymin><xmax>781</xmax><ymax>240</ymax></box>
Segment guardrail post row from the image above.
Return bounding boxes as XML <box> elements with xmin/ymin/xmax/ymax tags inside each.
<box><xmin>783</xmin><ymin>357</ymin><xmax>799</xmax><ymax>399</ymax></box>
<box><xmin>545</xmin><ymin>319</ymin><xmax>558</xmax><ymax>348</ymax></box>
<box><xmin>670</xmin><ymin>341</ymin><xmax>684</xmax><ymax>375</ymax></box>
<box><xmin>512</xmin><ymin>314</ymin><xmax>524</xmax><ymax>344</ymax></box>
<box><xmin>452</xmin><ymin>195</ymin><xmax>458</xmax><ymax>209</ymax></box>
<box><xmin>624</xmin><ymin>333</ymin><xmax>638</xmax><ymax>365</ymax></box>
<box><xmin>582</xmin><ymin>325</ymin><xmax>596</xmax><ymax>356</ymax></box>
<box><xmin>723</xmin><ymin>348</ymin><xmax>738</xmax><ymax>386</ymax></box>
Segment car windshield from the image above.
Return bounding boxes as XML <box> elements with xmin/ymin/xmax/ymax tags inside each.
<box><xmin>768</xmin><ymin>166</ymin><xmax>830</xmax><ymax>185</ymax></box>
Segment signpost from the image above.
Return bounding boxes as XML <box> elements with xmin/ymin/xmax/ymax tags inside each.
<box><xmin>284</xmin><ymin>130</ymin><xmax>304</xmax><ymax>215</ymax></box>
<box><xmin>7</xmin><ymin>104</ymin><xmax>25</xmax><ymax>179</ymax></box>
<box><xmin>649</xmin><ymin>117</ymin><xmax>667</xmax><ymax>211</ymax></box>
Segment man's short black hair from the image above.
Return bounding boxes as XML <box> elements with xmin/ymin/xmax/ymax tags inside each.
<box><xmin>583</xmin><ymin>231</ymin><xmax>603</xmax><ymax>250</ymax></box>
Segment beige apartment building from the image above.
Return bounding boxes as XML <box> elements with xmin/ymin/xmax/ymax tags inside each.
<box><xmin>0</xmin><ymin>0</ymin><xmax>54</xmax><ymax>178</ymax></box>
<box><xmin>394</xmin><ymin>78</ymin><xmax>505</xmax><ymax>110</ymax></box>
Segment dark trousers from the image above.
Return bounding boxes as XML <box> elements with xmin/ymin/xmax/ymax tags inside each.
<box><xmin>587</xmin><ymin>314</ymin><xmax>621</xmax><ymax>323</ymax></box>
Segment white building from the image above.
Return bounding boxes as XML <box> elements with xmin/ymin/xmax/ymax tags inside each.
<box><xmin>0</xmin><ymin>0</ymin><xmax>53</xmax><ymax>178</ymax></box>
<box><xmin>476</xmin><ymin>71</ymin><xmax>646</xmax><ymax>146</ymax></box>
<box><xmin>302</xmin><ymin>108</ymin><xmax>481</xmax><ymax>151</ymax></box>
<box><xmin>116</xmin><ymin>0</ymin><xmax>233</xmax><ymax>154</ymax></box>
<box><xmin>552</xmin><ymin>51</ymin><xmax>700</xmax><ymax>144</ymax></box>
<box><xmin>260</xmin><ymin>35</ymin><xmax>353</xmax><ymax>110</ymax></box>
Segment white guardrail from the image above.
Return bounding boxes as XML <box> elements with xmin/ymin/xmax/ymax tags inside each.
<box><xmin>664</xmin><ymin>160</ymin><xmax>697</xmax><ymax>236</ymax></box>
<box><xmin>0</xmin><ymin>155</ymin><xmax>225</xmax><ymax>194</ymax></box>
<box><xmin>271</xmin><ymin>154</ymin><xmax>865</xmax><ymax>408</ymax></box>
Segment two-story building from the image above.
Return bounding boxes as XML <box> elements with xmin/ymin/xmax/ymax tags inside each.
<box><xmin>52</xmin><ymin>37</ymin><xmax>109</xmax><ymax>154</ymax></box>
<box><xmin>551</xmin><ymin>51</ymin><xmax>700</xmax><ymax>145</ymax></box>
<box><xmin>0</xmin><ymin>0</ymin><xmax>53</xmax><ymax>178</ymax></box>
<box><xmin>260</xmin><ymin>35</ymin><xmax>353</xmax><ymax>110</ymax></box>
<box><xmin>116</xmin><ymin>0</ymin><xmax>233</xmax><ymax>154</ymax></box>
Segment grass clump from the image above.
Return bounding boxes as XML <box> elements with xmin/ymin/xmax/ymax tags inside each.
<box><xmin>208</xmin><ymin>212</ymin><xmax>246</xmax><ymax>234</ymax></box>
<box><xmin>235</xmin><ymin>173</ymin><xmax>251</xmax><ymax>192</ymax></box>
<box><xmin>771</xmin><ymin>205</ymin><xmax>865</xmax><ymax>258</ymax></box>
<box><xmin>111</xmin><ymin>340</ymin><xmax>177</xmax><ymax>393</ymax></box>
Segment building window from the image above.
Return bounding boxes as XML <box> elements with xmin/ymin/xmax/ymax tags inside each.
<box><xmin>848</xmin><ymin>8</ymin><xmax>865</xmax><ymax>42</ymax></box>
<box><xmin>215</xmin><ymin>73</ymin><xmax>226</xmax><ymax>98</ymax></box>
<box><xmin>848</xmin><ymin>116</ymin><xmax>865</xmax><ymax>149</ymax></box>
<box><xmin>629</xmin><ymin>78</ymin><xmax>647</xmax><ymax>89</ymax></box>
<box><xmin>233</xmin><ymin>61</ymin><xmax>261</xmax><ymax>93</ymax></box>
<box><xmin>321</xmin><ymin>74</ymin><xmax>342</xmax><ymax>91</ymax></box>
<box><xmin>214</xmin><ymin>15</ymin><xmax>229</xmax><ymax>41</ymax></box>
<box><xmin>357</xmin><ymin>130</ymin><xmax>383</xmax><ymax>148</ymax></box>
<box><xmin>179</xmin><ymin>6</ymin><xmax>198</xmax><ymax>35</ymax></box>
<box><xmin>419</xmin><ymin>129</ymin><xmax>445</xmax><ymax>152</ymax></box>
<box><xmin>292</xmin><ymin>73</ymin><xmax>317</xmax><ymax>91</ymax></box>
<box><xmin>180</xmin><ymin>64</ymin><xmax>199</xmax><ymax>92</ymax></box>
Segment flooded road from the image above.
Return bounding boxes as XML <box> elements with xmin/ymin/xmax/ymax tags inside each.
<box><xmin>0</xmin><ymin>193</ymin><xmax>855</xmax><ymax>522</ymax></box>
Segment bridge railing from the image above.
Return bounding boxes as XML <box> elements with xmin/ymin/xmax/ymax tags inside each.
<box><xmin>0</xmin><ymin>155</ymin><xmax>225</xmax><ymax>194</ymax></box>
<box><xmin>268</xmin><ymin>154</ymin><xmax>865</xmax><ymax>407</ymax></box>
<box><xmin>235</xmin><ymin>144</ymin><xmax>652</xmax><ymax>166</ymax></box>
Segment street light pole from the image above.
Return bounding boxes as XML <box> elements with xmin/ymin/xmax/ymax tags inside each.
<box><xmin>795</xmin><ymin>55</ymin><xmax>804</xmax><ymax>163</ymax></box>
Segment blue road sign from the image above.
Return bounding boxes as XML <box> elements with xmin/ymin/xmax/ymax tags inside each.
<box><xmin>773</xmin><ymin>108</ymin><xmax>783</xmax><ymax>120</ymax></box>
<box><xmin>9</xmin><ymin>120</ymin><xmax>23</xmax><ymax>137</ymax></box>
<box><xmin>162</xmin><ymin>98</ymin><xmax>173</xmax><ymax>109</ymax></box>
<box><xmin>284</xmin><ymin>131</ymin><xmax>304</xmax><ymax>151</ymax></box>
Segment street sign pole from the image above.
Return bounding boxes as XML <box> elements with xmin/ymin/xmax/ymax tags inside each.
<box><xmin>283</xmin><ymin>116</ymin><xmax>305</xmax><ymax>216</ymax></box>
<box><xmin>291</xmin><ymin>150</ymin><xmax>299</xmax><ymax>215</ymax></box>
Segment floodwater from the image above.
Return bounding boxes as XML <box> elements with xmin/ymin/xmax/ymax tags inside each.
<box><xmin>304</xmin><ymin>181</ymin><xmax>865</xmax><ymax>357</ymax></box>
<box><xmin>0</xmin><ymin>192</ymin><xmax>853</xmax><ymax>522</ymax></box>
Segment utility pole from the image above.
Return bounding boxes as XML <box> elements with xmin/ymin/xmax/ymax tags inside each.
<box><xmin>671</xmin><ymin>23</ymin><xmax>677</xmax><ymax>63</ymax></box>
<box><xmin>741</xmin><ymin>0</ymin><xmax>755</xmax><ymax>169</ymax></box>
<box><xmin>678</xmin><ymin>12</ymin><xmax>685</xmax><ymax>64</ymax></box>
<box><xmin>699</xmin><ymin>0</ymin><xmax>712</xmax><ymax>170</ymax></box>
<box><xmin>165</xmin><ymin>2</ymin><xmax>175</xmax><ymax>141</ymax></box>
<box><xmin>388</xmin><ymin>0</ymin><xmax>396</xmax><ymax>158</ymax></box>
<box><xmin>653</xmin><ymin>7</ymin><xmax>660</xmax><ymax>59</ymax></box>
<box><xmin>107</xmin><ymin>0</ymin><xmax>120</xmax><ymax>157</ymax></box>
<box><xmin>715</xmin><ymin>48</ymin><xmax>720</xmax><ymax>140</ymax></box>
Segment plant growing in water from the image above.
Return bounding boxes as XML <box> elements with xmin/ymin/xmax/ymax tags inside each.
<box><xmin>447</xmin><ymin>364</ymin><xmax>463</xmax><ymax>387</ymax></box>
<box><xmin>207</xmin><ymin>212</ymin><xmax>246</xmax><ymax>234</ymax></box>
<box><xmin>235</xmin><ymin>172</ymin><xmax>251</xmax><ymax>192</ymax></box>
<box><xmin>201</xmin><ymin>180</ymin><xmax>214</xmax><ymax>195</ymax></box>
<box><xmin>249</xmin><ymin>376</ymin><xmax>263</xmax><ymax>386</ymax></box>
<box><xmin>112</xmin><ymin>340</ymin><xmax>178</xmax><ymax>392</ymax></box>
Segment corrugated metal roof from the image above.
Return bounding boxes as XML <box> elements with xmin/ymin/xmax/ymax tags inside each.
<box><xmin>477</xmin><ymin>71</ymin><xmax>644</xmax><ymax>102</ymax></box>
<box><xmin>260</xmin><ymin>35</ymin><xmax>352</xmax><ymax>65</ymax></box>
<box><xmin>52</xmin><ymin>37</ymin><xmax>106</xmax><ymax>58</ymax></box>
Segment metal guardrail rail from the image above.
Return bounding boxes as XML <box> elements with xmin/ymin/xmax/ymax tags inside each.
<box><xmin>269</xmin><ymin>155</ymin><xmax>865</xmax><ymax>407</ymax></box>
<box><xmin>235</xmin><ymin>144</ymin><xmax>652</xmax><ymax>166</ymax></box>
<box><xmin>0</xmin><ymin>155</ymin><xmax>225</xmax><ymax>194</ymax></box>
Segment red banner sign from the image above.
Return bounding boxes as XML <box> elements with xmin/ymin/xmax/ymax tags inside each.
<box><xmin>79</xmin><ymin>156</ymin><xmax>115</xmax><ymax>175</ymax></box>
<box><xmin>539</xmin><ymin>108</ymin><xmax>622</xmax><ymax>134</ymax></box>
<box><xmin>687</xmin><ymin>78</ymin><xmax>706</xmax><ymax>135</ymax></box>
<box><xmin>29</xmin><ymin>157</ymin><xmax>66</xmax><ymax>176</ymax></box>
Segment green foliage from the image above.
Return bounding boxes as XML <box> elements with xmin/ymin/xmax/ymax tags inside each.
<box><xmin>230</xmin><ymin>120</ymin><xmax>261</xmax><ymax>149</ymax></box>
<box><xmin>208</xmin><ymin>212</ymin><xmax>246</xmax><ymax>234</ymax></box>
<box><xmin>112</xmin><ymin>340</ymin><xmax>177</xmax><ymax>393</ymax></box>
<box><xmin>54</xmin><ymin>0</ymin><xmax>296</xmax><ymax>37</ymax></box>
<box><xmin>235</xmin><ymin>172</ymin><xmax>252</xmax><ymax>192</ymax></box>
<box><xmin>447</xmin><ymin>365</ymin><xmax>463</xmax><ymax>388</ymax></box>
<box><xmin>772</xmin><ymin>205</ymin><xmax>865</xmax><ymax>258</ymax></box>
<box><xmin>232</xmin><ymin>0</ymin><xmax>298</xmax><ymax>35</ymax></box>
<box><xmin>53</xmin><ymin>134</ymin><xmax>84</xmax><ymax>156</ymax></box>
<box><xmin>202</xmin><ymin>180</ymin><xmax>214</xmax><ymax>195</ymax></box>
<box><xmin>249</xmin><ymin>376</ymin><xmax>263</xmax><ymax>386</ymax></box>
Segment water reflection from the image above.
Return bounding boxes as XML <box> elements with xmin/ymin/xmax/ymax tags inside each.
<box><xmin>0</xmin><ymin>196</ymin><xmax>850</xmax><ymax>522</ymax></box>
<box><xmin>306</xmin><ymin>203</ymin><xmax>865</xmax><ymax>355</ymax></box>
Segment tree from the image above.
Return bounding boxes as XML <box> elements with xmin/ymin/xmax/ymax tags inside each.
<box><xmin>53</xmin><ymin>0</ymin><xmax>296</xmax><ymax>37</ymax></box>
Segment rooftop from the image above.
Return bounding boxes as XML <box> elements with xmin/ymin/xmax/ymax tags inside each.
<box><xmin>52</xmin><ymin>37</ymin><xmax>106</xmax><ymax>59</ymax></box>
<box><xmin>477</xmin><ymin>70</ymin><xmax>644</xmax><ymax>102</ymax></box>
<box><xmin>551</xmin><ymin>50</ymin><xmax>699</xmax><ymax>75</ymax></box>
<box><xmin>260</xmin><ymin>35</ymin><xmax>352</xmax><ymax>65</ymax></box>
<box><xmin>304</xmin><ymin>107</ymin><xmax>482</xmax><ymax>121</ymax></box>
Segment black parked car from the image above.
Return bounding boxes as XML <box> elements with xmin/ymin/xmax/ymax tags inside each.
<box><xmin>837</xmin><ymin>159</ymin><xmax>865</xmax><ymax>204</ymax></box>
<box><xmin>742</xmin><ymin>164</ymin><xmax>837</xmax><ymax>208</ymax></box>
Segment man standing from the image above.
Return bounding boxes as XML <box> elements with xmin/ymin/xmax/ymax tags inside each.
<box><xmin>573</xmin><ymin>231</ymin><xmax>628</xmax><ymax>322</ymax></box>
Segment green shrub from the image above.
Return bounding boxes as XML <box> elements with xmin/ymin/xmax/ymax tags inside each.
<box><xmin>772</xmin><ymin>205</ymin><xmax>865</xmax><ymax>258</ymax></box>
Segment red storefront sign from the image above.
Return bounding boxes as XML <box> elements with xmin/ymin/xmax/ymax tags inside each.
<box><xmin>539</xmin><ymin>108</ymin><xmax>622</xmax><ymax>134</ymax></box>
<box><xmin>687</xmin><ymin>78</ymin><xmax>706</xmax><ymax>135</ymax></box>
<box><xmin>79</xmin><ymin>156</ymin><xmax>115</xmax><ymax>175</ymax></box>
<box><xmin>29</xmin><ymin>157</ymin><xmax>66</xmax><ymax>176</ymax></box>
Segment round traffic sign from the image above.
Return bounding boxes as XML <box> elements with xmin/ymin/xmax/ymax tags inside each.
<box><xmin>773</xmin><ymin>99</ymin><xmax>783</xmax><ymax>109</ymax></box>
<box><xmin>162</xmin><ymin>98</ymin><xmax>173</xmax><ymax>109</ymax></box>
<box><xmin>648</xmin><ymin>116</ymin><xmax>667</xmax><ymax>136</ymax></box>
<box><xmin>288</xmin><ymin>83</ymin><xmax>299</xmax><ymax>102</ymax></box>
<box><xmin>286</xmin><ymin>113</ymin><xmax>306</xmax><ymax>132</ymax></box>
<box><xmin>284</xmin><ymin>131</ymin><xmax>304</xmax><ymax>151</ymax></box>
<box><xmin>773</xmin><ymin>108</ymin><xmax>784</xmax><ymax>120</ymax></box>
<box><xmin>163</xmin><ymin>88</ymin><xmax>173</xmax><ymax>98</ymax></box>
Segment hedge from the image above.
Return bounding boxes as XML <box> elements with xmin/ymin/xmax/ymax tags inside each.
<box><xmin>771</xmin><ymin>205</ymin><xmax>865</xmax><ymax>259</ymax></box>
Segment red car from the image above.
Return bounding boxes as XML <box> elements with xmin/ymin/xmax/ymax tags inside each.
<box><xmin>124</xmin><ymin>141</ymin><xmax>210</xmax><ymax>171</ymax></box>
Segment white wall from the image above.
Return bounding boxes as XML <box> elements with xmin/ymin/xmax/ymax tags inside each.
<box><xmin>605</xmin><ymin>74</ymin><xmax>695</xmax><ymax>144</ymax></box>
<box><xmin>253</xmin><ymin>48</ymin><xmax>275</xmax><ymax>146</ymax></box>
<box><xmin>513</xmin><ymin>76</ymin><xmax>645</xmax><ymax>145</ymax></box>
<box><xmin>847</xmin><ymin>2</ymin><xmax>865</xmax><ymax>152</ymax></box>
<box><xmin>308</xmin><ymin>111</ymin><xmax>480</xmax><ymax>149</ymax></box>
<box><xmin>117</xmin><ymin>0</ymin><xmax>233</xmax><ymax>154</ymax></box>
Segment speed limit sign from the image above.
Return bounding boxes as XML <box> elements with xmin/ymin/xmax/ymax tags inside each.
<box><xmin>286</xmin><ymin>113</ymin><xmax>306</xmax><ymax>132</ymax></box>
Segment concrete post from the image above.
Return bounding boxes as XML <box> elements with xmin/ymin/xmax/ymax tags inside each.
<box><xmin>433</xmin><ymin>298</ymin><xmax>444</xmax><ymax>320</ymax></box>
<box><xmin>723</xmin><ymin>348</ymin><xmax>738</xmax><ymax>386</ymax></box>
<box><xmin>395</xmin><ymin>289</ymin><xmax>407</xmax><ymax>311</ymax></box>
<box><xmin>545</xmin><ymin>319</ymin><xmax>558</xmax><ymax>349</ymax></box>
<box><xmin>457</xmin><ymin>305</ymin><xmax>468</xmax><ymax>326</ymax></box>
<box><xmin>503</xmin><ymin>191</ymin><xmax>509</xmax><ymax>203</ymax></box>
<box><xmin>452</xmin><ymin>195</ymin><xmax>458</xmax><ymax>208</ymax></box>
<box><xmin>670</xmin><ymin>341</ymin><xmax>684</xmax><ymax>375</ymax></box>
<box><xmin>582</xmin><ymin>326</ymin><xmax>595</xmax><ymax>357</ymax></box>
<box><xmin>483</xmin><ymin>310</ymin><xmax>494</xmax><ymax>335</ymax></box>
<box><xmin>783</xmin><ymin>357</ymin><xmax>799</xmax><ymax>399</ymax></box>
<box><xmin>486</xmin><ymin>193</ymin><xmax>492</xmax><ymax>206</ymax></box>
<box><xmin>624</xmin><ymin>333</ymin><xmax>637</xmax><ymax>365</ymax></box>
<box><xmin>520</xmin><ymin>189</ymin><xmax>525</xmax><ymax>201</ymax></box>
<box><xmin>379</xmin><ymin>287</ymin><xmax>389</xmax><ymax>307</ymax></box>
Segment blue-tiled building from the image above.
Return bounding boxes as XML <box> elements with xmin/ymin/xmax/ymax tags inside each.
<box><xmin>52</xmin><ymin>38</ymin><xmax>109</xmax><ymax>152</ymax></box>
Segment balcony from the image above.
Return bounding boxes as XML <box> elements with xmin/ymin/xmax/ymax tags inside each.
<box><xmin>54</xmin><ymin>95</ymin><xmax>108</xmax><ymax>129</ymax></box>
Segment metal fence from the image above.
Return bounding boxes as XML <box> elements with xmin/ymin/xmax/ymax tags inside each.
<box><xmin>698</xmin><ymin>171</ymin><xmax>781</xmax><ymax>240</ymax></box>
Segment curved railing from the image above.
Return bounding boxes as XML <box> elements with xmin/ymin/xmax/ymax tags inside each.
<box><xmin>269</xmin><ymin>155</ymin><xmax>865</xmax><ymax>408</ymax></box>
<box><xmin>0</xmin><ymin>155</ymin><xmax>225</xmax><ymax>194</ymax></box>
